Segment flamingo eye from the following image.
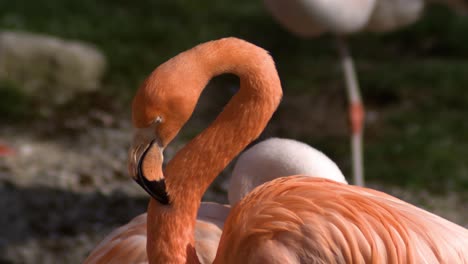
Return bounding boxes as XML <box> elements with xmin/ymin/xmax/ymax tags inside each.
<box><xmin>154</xmin><ymin>116</ymin><xmax>163</xmax><ymax>124</ymax></box>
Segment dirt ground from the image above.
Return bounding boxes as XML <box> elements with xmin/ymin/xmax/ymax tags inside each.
<box><xmin>0</xmin><ymin>109</ymin><xmax>467</xmax><ymax>264</ymax></box>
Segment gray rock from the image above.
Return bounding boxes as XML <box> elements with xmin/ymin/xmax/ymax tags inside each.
<box><xmin>0</xmin><ymin>31</ymin><xmax>106</xmax><ymax>107</ymax></box>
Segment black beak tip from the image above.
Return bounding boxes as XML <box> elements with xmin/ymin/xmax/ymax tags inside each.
<box><xmin>135</xmin><ymin>175</ymin><xmax>170</xmax><ymax>205</ymax></box>
<box><xmin>135</xmin><ymin>139</ymin><xmax>170</xmax><ymax>205</ymax></box>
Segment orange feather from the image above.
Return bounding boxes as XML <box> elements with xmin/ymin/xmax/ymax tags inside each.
<box><xmin>83</xmin><ymin>202</ymin><xmax>230</xmax><ymax>264</ymax></box>
<box><xmin>216</xmin><ymin>177</ymin><xmax>468</xmax><ymax>263</ymax></box>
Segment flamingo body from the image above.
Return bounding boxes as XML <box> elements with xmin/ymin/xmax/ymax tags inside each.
<box><xmin>229</xmin><ymin>137</ymin><xmax>347</xmax><ymax>205</ymax></box>
<box><xmin>366</xmin><ymin>0</ymin><xmax>425</xmax><ymax>32</ymax></box>
<box><xmin>263</xmin><ymin>0</ymin><xmax>377</xmax><ymax>37</ymax></box>
<box><xmin>83</xmin><ymin>202</ymin><xmax>230</xmax><ymax>264</ymax></box>
<box><xmin>84</xmin><ymin>212</ymin><xmax>147</xmax><ymax>264</ymax></box>
<box><xmin>264</xmin><ymin>0</ymin><xmax>457</xmax><ymax>36</ymax></box>
<box><xmin>217</xmin><ymin>177</ymin><xmax>468</xmax><ymax>263</ymax></box>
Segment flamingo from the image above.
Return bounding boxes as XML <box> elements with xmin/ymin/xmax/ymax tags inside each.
<box><xmin>83</xmin><ymin>201</ymin><xmax>230</xmax><ymax>264</ymax></box>
<box><xmin>228</xmin><ymin>137</ymin><xmax>347</xmax><ymax>205</ymax></box>
<box><xmin>262</xmin><ymin>0</ymin><xmax>467</xmax><ymax>186</ymax></box>
<box><xmin>122</xmin><ymin>38</ymin><xmax>467</xmax><ymax>263</ymax></box>
<box><xmin>84</xmin><ymin>136</ymin><xmax>347</xmax><ymax>263</ymax></box>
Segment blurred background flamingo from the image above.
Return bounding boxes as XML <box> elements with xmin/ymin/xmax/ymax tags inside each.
<box><xmin>263</xmin><ymin>0</ymin><xmax>468</xmax><ymax>186</ymax></box>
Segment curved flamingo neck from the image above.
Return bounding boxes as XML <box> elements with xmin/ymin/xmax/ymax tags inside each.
<box><xmin>146</xmin><ymin>38</ymin><xmax>282</xmax><ymax>263</ymax></box>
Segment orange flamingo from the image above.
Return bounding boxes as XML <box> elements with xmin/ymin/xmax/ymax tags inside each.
<box><xmin>85</xmin><ymin>137</ymin><xmax>346</xmax><ymax>263</ymax></box>
<box><xmin>90</xmin><ymin>38</ymin><xmax>468</xmax><ymax>263</ymax></box>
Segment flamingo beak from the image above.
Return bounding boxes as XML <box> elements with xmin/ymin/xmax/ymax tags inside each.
<box><xmin>128</xmin><ymin>127</ymin><xmax>170</xmax><ymax>205</ymax></box>
<box><xmin>135</xmin><ymin>140</ymin><xmax>170</xmax><ymax>205</ymax></box>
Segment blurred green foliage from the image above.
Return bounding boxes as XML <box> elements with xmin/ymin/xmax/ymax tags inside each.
<box><xmin>0</xmin><ymin>1</ymin><xmax>467</xmax><ymax>192</ymax></box>
<box><xmin>0</xmin><ymin>80</ymin><xmax>31</xmax><ymax>120</ymax></box>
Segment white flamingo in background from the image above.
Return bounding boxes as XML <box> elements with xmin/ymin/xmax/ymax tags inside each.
<box><xmin>84</xmin><ymin>137</ymin><xmax>346</xmax><ymax>264</ymax></box>
<box><xmin>229</xmin><ymin>137</ymin><xmax>346</xmax><ymax>205</ymax></box>
<box><xmin>263</xmin><ymin>0</ymin><xmax>468</xmax><ymax>186</ymax></box>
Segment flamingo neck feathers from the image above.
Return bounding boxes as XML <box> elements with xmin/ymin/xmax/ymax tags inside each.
<box><xmin>146</xmin><ymin>38</ymin><xmax>282</xmax><ymax>264</ymax></box>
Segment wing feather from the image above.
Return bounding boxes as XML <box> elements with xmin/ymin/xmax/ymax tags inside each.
<box><xmin>216</xmin><ymin>176</ymin><xmax>468</xmax><ymax>264</ymax></box>
<box><xmin>84</xmin><ymin>202</ymin><xmax>230</xmax><ymax>264</ymax></box>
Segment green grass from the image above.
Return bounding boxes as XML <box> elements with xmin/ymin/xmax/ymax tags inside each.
<box><xmin>360</xmin><ymin>59</ymin><xmax>468</xmax><ymax>192</ymax></box>
<box><xmin>0</xmin><ymin>0</ymin><xmax>286</xmax><ymax>99</ymax></box>
<box><xmin>0</xmin><ymin>80</ymin><xmax>31</xmax><ymax>120</ymax></box>
<box><xmin>1</xmin><ymin>1</ymin><xmax>467</xmax><ymax>192</ymax></box>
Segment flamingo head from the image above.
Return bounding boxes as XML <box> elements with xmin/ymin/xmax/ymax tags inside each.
<box><xmin>128</xmin><ymin>59</ymin><xmax>204</xmax><ymax>205</ymax></box>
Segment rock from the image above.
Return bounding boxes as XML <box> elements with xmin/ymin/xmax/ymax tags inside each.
<box><xmin>0</xmin><ymin>31</ymin><xmax>106</xmax><ymax>108</ymax></box>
